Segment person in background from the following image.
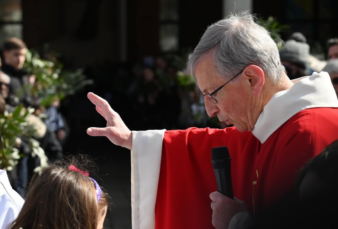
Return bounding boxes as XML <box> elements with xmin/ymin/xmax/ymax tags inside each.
<box><xmin>279</xmin><ymin>32</ymin><xmax>310</xmax><ymax>80</ymax></box>
<box><xmin>0</xmin><ymin>168</ymin><xmax>24</xmax><ymax>229</ymax></box>
<box><xmin>45</xmin><ymin>99</ymin><xmax>69</xmax><ymax>145</ymax></box>
<box><xmin>0</xmin><ymin>74</ymin><xmax>31</xmax><ymax>197</ymax></box>
<box><xmin>0</xmin><ymin>71</ymin><xmax>63</xmax><ymax>197</ymax></box>
<box><xmin>1</xmin><ymin>37</ymin><xmax>34</xmax><ymax>107</ymax></box>
<box><xmin>323</xmin><ymin>59</ymin><xmax>338</xmax><ymax>97</ymax></box>
<box><xmin>9</xmin><ymin>156</ymin><xmax>108</xmax><ymax>229</ymax></box>
<box><xmin>327</xmin><ymin>38</ymin><xmax>338</xmax><ymax>60</ymax></box>
<box><xmin>0</xmin><ymin>117</ymin><xmax>24</xmax><ymax>229</ymax></box>
<box><xmin>0</xmin><ymin>71</ymin><xmax>63</xmax><ymax>162</ymax></box>
<box><xmin>0</xmin><ymin>71</ymin><xmax>11</xmax><ymax>105</ymax></box>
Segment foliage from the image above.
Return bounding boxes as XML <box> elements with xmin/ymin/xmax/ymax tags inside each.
<box><xmin>0</xmin><ymin>105</ymin><xmax>37</xmax><ymax>170</ymax></box>
<box><xmin>258</xmin><ymin>16</ymin><xmax>288</xmax><ymax>50</ymax></box>
<box><xmin>0</xmin><ymin>49</ymin><xmax>92</xmax><ymax>170</ymax></box>
<box><xmin>24</xmin><ymin>50</ymin><xmax>93</xmax><ymax>107</ymax></box>
<box><xmin>177</xmin><ymin>71</ymin><xmax>196</xmax><ymax>91</ymax></box>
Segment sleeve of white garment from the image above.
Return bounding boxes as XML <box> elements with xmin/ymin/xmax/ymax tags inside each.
<box><xmin>131</xmin><ymin>130</ymin><xmax>165</xmax><ymax>229</ymax></box>
<box><xmin>0</xmin><ymin>198</ymin><xmax>20</xmax><ymax>229</ymax></box>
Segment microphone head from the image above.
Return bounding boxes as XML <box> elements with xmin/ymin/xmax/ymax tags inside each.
<box><xmin>212</xmin><ymin>146</ymin><xmax>230</xmax><ymax>169</ymax></box>
<box><xmin>212</xmin><ymin>146</ymin><xmax>230</xmax><ymax>160</ymax></box>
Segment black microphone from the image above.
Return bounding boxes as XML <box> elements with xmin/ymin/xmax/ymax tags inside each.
<box><xmin>211</xmin><ymin>146</ymin><xmax>233</xmax><ymax>199</ymax></box>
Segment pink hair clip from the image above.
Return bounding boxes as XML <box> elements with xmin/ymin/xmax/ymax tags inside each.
<box><xmin>69</xmin><ymin>165</ymin><xmax>89</xmax><ymax>177</ymax></box>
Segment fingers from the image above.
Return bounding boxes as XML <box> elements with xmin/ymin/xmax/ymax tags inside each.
<box><xmin>210</xmin><ymin>191</ymin><xmax>224</xmax><ymax>201</ymax></box>
<box><xmin>211</xmin><ymin>200</ymin><xmax>219</xmax><ymax>210</ymax></box>
<box><xmin>210</xmin><ymin>192</ymin><xmax>223</xmax><ymax>210</ymax></box>
<box><xmin>96</xmin><ymin>106</ymin><xmax>106</xmax><ymax>120</ymax></box>
<box><xmin>87</xmin><ymin>127</ymin><xmax>110</xmax><ymax>137</ymax></box>
<box><xmin>88</xmin><ymin>92</ymin><xmax>115</xmax><ymax>118</ymax></box>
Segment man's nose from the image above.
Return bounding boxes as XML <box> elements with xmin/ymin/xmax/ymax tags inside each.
<box><xmin>204</xmin><ymin>99</ymin><xmax>219</xmax><ymax>117</ymax></box>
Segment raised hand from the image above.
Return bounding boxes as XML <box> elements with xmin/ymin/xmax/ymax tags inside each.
<box><xmin>86</xmin><ymin>92</ymin><xmax>132</xmax><ymax>150</ymax></box>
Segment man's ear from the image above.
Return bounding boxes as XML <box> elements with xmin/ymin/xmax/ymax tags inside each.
<box><xmin>242</xmin><ymin>65</ymin><xmax>265</xmax><ymax>95</ymax></box>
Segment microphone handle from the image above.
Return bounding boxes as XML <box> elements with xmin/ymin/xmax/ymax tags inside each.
<box><xmin>214</xmin><ymin>167</ymin><xmax>233</xmax><ymax>199</ymax></box>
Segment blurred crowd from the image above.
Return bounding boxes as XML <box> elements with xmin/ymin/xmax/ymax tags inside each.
<box><xmin>279</xmin><ymin>32</ymin><xmax>338</xmax><ymax>95</ymax></box>
<box><xmin>0</xmin><ymin>38</ymin><xmax>66</xmax><ymax>198</ymax></box>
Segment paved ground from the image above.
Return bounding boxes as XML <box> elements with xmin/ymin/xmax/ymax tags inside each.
<box><xmin>64</xmin><ymin>132</ymin><xmax>132</xmax><ymax>229</ymax></box>
<box><xmin>98</xmin><ymin>148</ymin><xmax>132</xmax><ymax>229</ymax></box>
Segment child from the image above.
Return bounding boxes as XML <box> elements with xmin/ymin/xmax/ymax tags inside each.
<box><xmin>9</xmin><ymin>156</ymin><xmax>108</xmax><ymax>229</ymax></box>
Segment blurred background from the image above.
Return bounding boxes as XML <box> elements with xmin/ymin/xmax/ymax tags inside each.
<box><xmin>0</xmin><ymin>0</ymin><xmax>338</xmax><ymax>228</ymax></box>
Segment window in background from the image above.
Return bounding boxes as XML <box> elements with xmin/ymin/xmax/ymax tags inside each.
<box><xmin>286</xmin><ymin>0</ymin><xmax>313</xmax><ymax>20</ymax></box>
<box><xmin>159</xmin><ymin>0</ymin><xmax>179</xmax><ymax>52</ymax></box>
<box><xmin>0</xmin><ymin>0</ymin><xmax>22</xmax><ymax>47</ymax></box>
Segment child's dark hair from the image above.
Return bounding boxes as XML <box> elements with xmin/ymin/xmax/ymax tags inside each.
<box><xmin>10</xmin><ymin>155</ymin><xmax>108</xmax><ymax>229</ymax></box>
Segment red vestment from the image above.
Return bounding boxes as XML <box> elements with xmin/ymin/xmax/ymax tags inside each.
<box><xmin>156</xmin><ymin>108</ymin><xmax>338</xmax><ymax>229</ymax></box>
<box><xmin>130</xmin><ymin>73</ymin><xmax>338</xmax><ymax>229</ymax></box>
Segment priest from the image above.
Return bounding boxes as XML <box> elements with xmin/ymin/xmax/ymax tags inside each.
<box><xmin>87</xmin><ymin>12</ymin><xmax>338</xmax><ymax>229</ymax></box>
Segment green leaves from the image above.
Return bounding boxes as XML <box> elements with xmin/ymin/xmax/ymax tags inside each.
<box><xmin>258</xmin><ymin>16</ymin><xmax>288</xmax><ymax>50</ymax></box>
<box><xmin>177</xmin><ymin>71</ymin><xmax>196</xmax><ymax>91</ymax></box>
<box><xmin>24</xmin><ymin>50</ymin><xmax>93</xmax><ymax>107</ymax></box>
<box><xmin>0</xmin><ymin>47</ymin><xmax>93</xmax><ymax>170</ymax></box>
<box><xmin>0</xmin><ymin>105</ymin><xmax>35</xmax><ymax>170</ymax></box>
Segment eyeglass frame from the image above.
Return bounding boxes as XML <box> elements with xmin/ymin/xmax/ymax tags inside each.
<box><xmin>199</xmin><ymin>68</ymin><xmax>245</xmax><ymax>104</ymax></box>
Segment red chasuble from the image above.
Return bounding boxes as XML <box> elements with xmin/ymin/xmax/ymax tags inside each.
<box><xmin>155</xmin><ymin>108</ymin><xmax>338</xmax><ymax>229</ymax></box>
<box><xmin>131</xmin><ymin>73</ymin><xmax>338</xmax><ymax>229</ymax></box>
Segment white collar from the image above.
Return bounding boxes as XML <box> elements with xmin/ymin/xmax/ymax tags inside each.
<box><xmin>252</xmin><ymin>72</ymin><xmax>338</xmax><ymax>143</ymax></box>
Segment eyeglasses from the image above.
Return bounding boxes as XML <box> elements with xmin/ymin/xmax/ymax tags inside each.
<box><xmin>200</xmin><ymin>69</ymin><xmax>244</xmax><ymax>104</ymax></box>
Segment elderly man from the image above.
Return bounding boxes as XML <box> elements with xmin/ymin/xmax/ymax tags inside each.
<box><xmin>323</xmin><ymin>59</ymin><xmax>338</xmax><ymax>97</ymax></box>
<box><xmin>87</xmin><ymin>13</ymin><xmax>338</xmax><ymax>229</ymax></box>
<box><xmin>0</xmin><ymin>71</ymin><xmax>10</xmax><ymax>102</ymax></box>
<box><xmin>327</xmin><ymin>38</ymin><xmax>338</xmax><ymax>60</ymax></box>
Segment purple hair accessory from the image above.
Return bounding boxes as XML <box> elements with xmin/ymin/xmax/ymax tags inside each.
<box><xmin>90</xmin><ymin>177</ymin><xmax>102</xmax><ymax>203</ymax></box>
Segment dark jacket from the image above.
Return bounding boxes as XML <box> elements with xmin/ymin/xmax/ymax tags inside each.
<box><xmin>1</xmin><ymin>63</ymin><xmax>30</xmax><ymax>106</ymax></box>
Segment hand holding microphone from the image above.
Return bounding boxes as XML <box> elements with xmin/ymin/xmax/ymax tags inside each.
<box><xmin>210</xmin><ymin>146</ymin><xmax>247</xmax><ymax>229</ymax></box>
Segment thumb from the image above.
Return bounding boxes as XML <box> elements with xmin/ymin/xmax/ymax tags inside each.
<box><xmin>210</xmin><ymin>191</ymin><xmax>223</xmax><ymax>201</ymax></box>
<box><xmin>87</xmin><ymin>127</ymin><xmax>111</xmax><ymax>137</ymax></box>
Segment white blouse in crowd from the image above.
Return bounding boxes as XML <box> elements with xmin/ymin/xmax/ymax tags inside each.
<box><xmin>0</xmin><ymin>169</ymin><xmax>24</xmax><ymax>229</ymax></box>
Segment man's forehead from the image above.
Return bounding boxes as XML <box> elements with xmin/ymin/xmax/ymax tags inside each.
<box><xmin>195</xmin><ymin>56</ymin><xmax>224</xmax><ymax>92</ymax></box>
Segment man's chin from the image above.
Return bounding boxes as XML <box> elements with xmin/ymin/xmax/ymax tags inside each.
<box><xmin>234</xmin><ymin>125</ymin><xmax>249</xmax><ymax>132</ymax></box>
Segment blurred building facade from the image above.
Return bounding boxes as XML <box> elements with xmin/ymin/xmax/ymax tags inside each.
<box><xmin>0</xmin><ymin>0</ymin><xmax>337</xmax><ymax>65</ymax></box>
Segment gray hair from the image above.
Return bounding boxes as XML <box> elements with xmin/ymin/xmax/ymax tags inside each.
<box><xmin>187</xmin><ymin>12</ymin><xmax>284</xmax><ymax>82</ymax></box>
<box><xmin>323</xmin><ymin>59</ymin><xmax>338</xmax><ymax>74</ymax></box>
